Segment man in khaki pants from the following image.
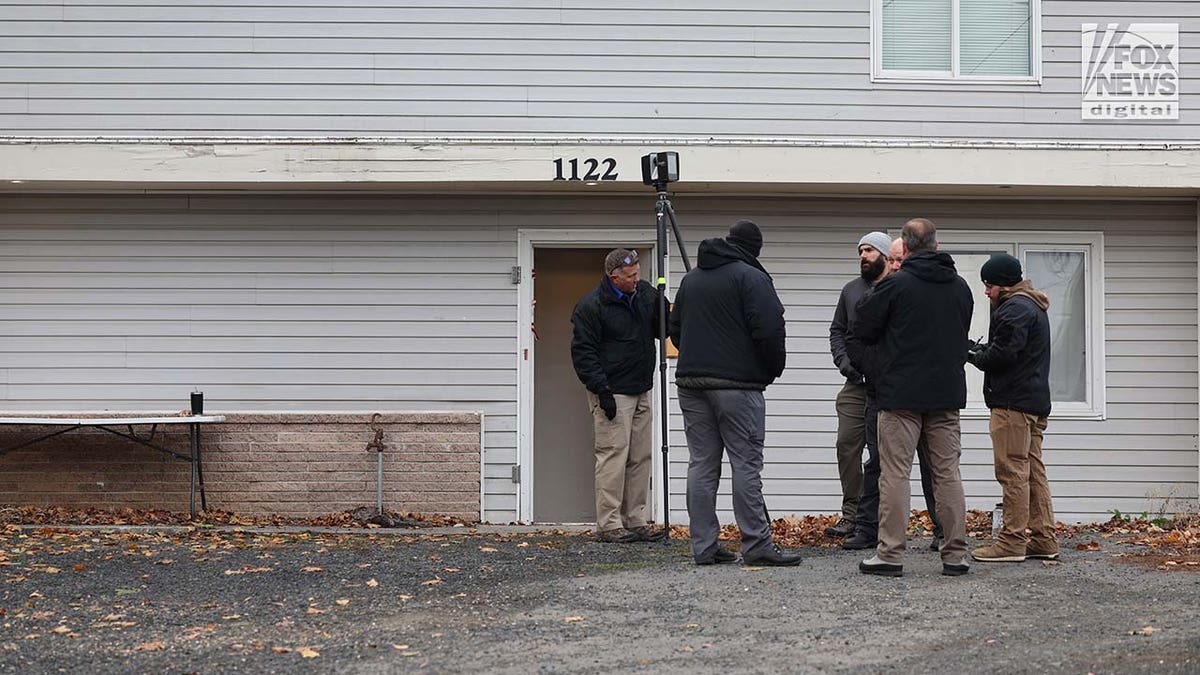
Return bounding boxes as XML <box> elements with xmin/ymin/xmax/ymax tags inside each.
<box><xmin>571</xmin><ymin>248</ymin><xmax>667</xmax><ymax>543</ymax></box>
<box><xmin>851</xmin><ymin>218</ymin><xmax>974</xmax><ymax>577</ymax></box>
<box><xmin>967</xmin><ymin>253</ymin><xmax>1058</xmax><ymax>562</ymax></box>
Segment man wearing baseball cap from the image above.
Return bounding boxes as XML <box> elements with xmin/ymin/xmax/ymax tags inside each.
<box><xmin>967</xmin><ymin>253</ymin><xmax>1058</xmax><ymax>563</ymax></box>
<box><xmin>571</xmin><ymin>248</ymin><xmax>668</xmax><ymax>544</ymax></box>
<box><xmin>826</xmin><ymin>230</ymin><xmax>892</xmax><ymax>537</ymax></box>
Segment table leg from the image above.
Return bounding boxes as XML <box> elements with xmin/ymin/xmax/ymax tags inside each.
<box><xmin>189</xmin><ymin>423</ymin><xmax>197</xmax><ymax>519</ymax></box>
<box><xmin>196</xmin><ymin>423</ymin><xmax>208</xmax><ymax>512</ymax></box>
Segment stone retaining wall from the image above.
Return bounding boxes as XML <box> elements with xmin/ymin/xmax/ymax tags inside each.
<box><xmin>0</xmin><ymin>412</ymin><xmax>481</xmax><ymax>520</ymax></box>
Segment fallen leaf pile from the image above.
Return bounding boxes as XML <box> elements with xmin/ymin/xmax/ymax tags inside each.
<box><xmin>4</xmin><ymin>505</ymin><xmax>1198</xmax><ymax>560</ymax></box>
<box><xmin>670</xmin><ymin>510</ymin><xmax>991</xmax><ymax>549</ymax></box>
<box><xmin>1108</xmin><ymin>514</ymin><xmax>1200</xmax><ymax>570</ymax></box>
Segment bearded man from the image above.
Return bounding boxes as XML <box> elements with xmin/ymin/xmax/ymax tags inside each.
<box><xmin>826</xmin><ymin>231</ymin><xmax>892</xmax><ymax>537</ymax></box>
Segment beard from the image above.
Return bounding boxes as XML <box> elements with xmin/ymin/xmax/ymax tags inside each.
<box><xmin>860</xmin><ymin>256</ymin><xmax>886</xmax><ymax>281</ymax></box>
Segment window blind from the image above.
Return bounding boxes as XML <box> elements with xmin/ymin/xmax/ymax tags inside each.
<box><xmin>881</xmin><ymin>0</ymin><xmax>952</xmax><ymax>72</ymax></box>
<box><xmin>959</xmin><ymin>0</ymin><xmax>1032</xmax><ymax>76</ymax></box>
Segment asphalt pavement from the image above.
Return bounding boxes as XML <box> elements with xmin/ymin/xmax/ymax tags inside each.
<box><xmin>0</xmin><ymin>525</ymin><xmax>1196</xmax><ymax>674</ymax></box>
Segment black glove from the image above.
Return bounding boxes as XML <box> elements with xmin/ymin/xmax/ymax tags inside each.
<box><xmin>599</xmin><ymin>392</ymin><xmax>617</xmax><ymax>421</ymax></box>
<box><xmin>838</xmin><ymin>363</ymin><xmax>864</xmax><ymax>383</ymax></box>
<box><xmin>966</xmin><ymin>347</ymin><xmax>983</xmax><ymax>366</ymax></box>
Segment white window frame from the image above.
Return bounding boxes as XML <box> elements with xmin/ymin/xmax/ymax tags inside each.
<box><xmin>938</xmin><ymin>230</ymin><xmax>1105</xmax><ymax>420</ymax></box>
<box><xmin>871</xmin><ymin>0</ymin><xmax>1043</xmax><ymax>84</ymax></box>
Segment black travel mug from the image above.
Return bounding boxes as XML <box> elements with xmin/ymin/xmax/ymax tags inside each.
<box><xmin>190</xmin><ymin>392</ymin><xmax>204</xmax><ymax>415</ymax></box>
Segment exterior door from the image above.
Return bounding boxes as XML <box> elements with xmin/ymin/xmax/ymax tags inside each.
<box><xmin>532</xmin><ymin>248</ymin><xmax>608</xmax><ymax>522</ymax></box>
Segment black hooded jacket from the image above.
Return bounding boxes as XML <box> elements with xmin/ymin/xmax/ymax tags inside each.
<box><xmin>851</xmin><ymin>250</ymin><xmax>973</xmax><ymax>411</ymax></box>
<box><xmin>571</xmin><ymin>278</ymin><xmax>661</xmax><ymax>396</ymax></box>
<box><xmin>668</xmin><ymin>237</ymin><xmax>786</xmax><ymax>389</ymax></box>
<box><xmin>971</xmin><ymin>281</ymin><xmax>1053</xmax><ymax>417</ymax></box>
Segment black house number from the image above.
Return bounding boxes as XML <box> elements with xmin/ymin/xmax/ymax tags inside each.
<box><xmin>552</xmin><ymin>157</ymin><xmax>618</xmax><ymax>181</ymax></box>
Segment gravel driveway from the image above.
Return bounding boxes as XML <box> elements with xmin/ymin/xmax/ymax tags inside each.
<box><xmin>1</xmin><ymin>525</ymin><xmax>1196</xmax><ymax>674</ymax></box>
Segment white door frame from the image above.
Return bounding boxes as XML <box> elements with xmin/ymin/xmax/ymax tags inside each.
<box><xmin>516</xmin><ymin>228</ymin><xmax>660</xmax><ymax>523</ymax></box>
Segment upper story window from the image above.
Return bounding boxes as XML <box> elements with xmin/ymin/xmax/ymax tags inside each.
<box><xmin>872</xmin><ymin>0</ymin><xmax>1041</xmax><ymax>83</ymax></box>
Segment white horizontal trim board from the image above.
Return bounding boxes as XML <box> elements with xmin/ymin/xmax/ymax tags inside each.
<box><xmin>5</xmin><ymin>143</ymin><xmax>1200</xmax><ymax>191</ymax></box>
<box><xmin>0</xmin><ymin>193</ymin><xmax>1194</xmax><ymax>524</ymax></box>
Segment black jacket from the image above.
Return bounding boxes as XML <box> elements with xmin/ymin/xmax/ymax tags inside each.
<box><xmin>851</xmin><ymin>251</ymin><xmax>973</xmax><ymax>411</ymax></box>
<box><xmin>971</xmin><ymin>281</ymin><xmax>1052</xmax><ymax>417</ymax></box>
<box><xmin>830</xmin><ymin>276</ymin><xmax>871</xmax><ymax>383</ymax></box>
<box><xmin>668</xmin><ymin>237</ymin><xmax>786</xmax><ymax>390</ymax></box>
<box><xmin>571</xmin><ymin>278</ymin><xmax>661</xmax><ymax>395</ymax></box>
<box><xmin>845</xmin><ymin>286</ymin><xmax>882</xmax><ymax>394</ymax></box>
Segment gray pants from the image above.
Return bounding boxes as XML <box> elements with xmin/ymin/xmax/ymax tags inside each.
<box><xmin>678</xmin><ymin>387</ymin><xmax>773</xmax><ymax>562</ymax></box>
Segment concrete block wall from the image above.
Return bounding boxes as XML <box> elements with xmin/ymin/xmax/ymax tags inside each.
<box><xmin>0</xmin><ymin>413</ymin><xmax>481</xmax><ymax>520</ymax></box>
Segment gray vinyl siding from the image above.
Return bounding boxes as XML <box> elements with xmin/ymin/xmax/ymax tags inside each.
<box><xmin>0</xmin><ymin>193</ymin><xmax>1194</xmax><ymax>523</ymax></box>
<box><xmin>0</xmin><ymin>1</ymin><xmax>1196</xmax><ymax>141</ymax></box>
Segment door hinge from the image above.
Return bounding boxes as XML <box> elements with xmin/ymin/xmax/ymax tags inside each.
<box><xmin>511</xmin><ymin>465</ymin><xmax>521</xmax><ymax>483</ymax></box>
<box><xmin>510</xmin><ymin>266</ymin><xmax>522</xmax><ymax>284</ymax></box>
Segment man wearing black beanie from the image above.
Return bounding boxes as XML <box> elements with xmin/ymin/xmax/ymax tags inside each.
<box><xmin>726</xmin><ymin>219</ymin><xmax>764</xmax><ymax>257</ymax></box>
<box><xmin>669</xmin><ymin>220</ymin><xmax>801</xmax><ymax>566</ymax></box>
<box><xmin>967</xmin><ymin>253</ymin><xmax>1058</xmax><ymax>563</ymax></box>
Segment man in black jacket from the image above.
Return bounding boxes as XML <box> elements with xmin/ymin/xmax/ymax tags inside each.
<box><xmin>668</xmin><ymin>220</ymin><xmax>801</xmax><ymax>567</ymax></box>
<box><xmin>852</xmin><ymin>218</ymin><xmax>973</xmax><ymax>577</ymax></box>
<box><xmin>843</xmin><ymin>236</ymin><xmax>944</xmax><ymax>552</ymax></box>
<box><xmin>571</xmin><ymin>248</ymin><xmax>667</xmax><ymax>544</ymax></box>
<box><xmin>967</xmin><ymin>253</ymin><xmax>1058</xmax><ymax>563</ymax></box>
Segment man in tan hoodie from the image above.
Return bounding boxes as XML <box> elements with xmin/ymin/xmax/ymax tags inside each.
<box><xmin>967</xmin><ymin>253</ymin><xmax>1058</xmax><ymax>562</ymax></box>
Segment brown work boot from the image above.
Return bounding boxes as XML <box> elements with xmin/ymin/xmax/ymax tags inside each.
<box><xmin>971</xmin><ymin>544</ymin><xmax>1026</xmax><ymax>562</ymax></box>
<box><xmin>628</xmin><ymin>526</ymin><xmax>668</xmax><ymax>542</ymax></box>
<box><xmin>1026</xmin><ymin>543</ymin><xmax>1060</xmax><ymax>561</ymax></box>
<box><xmin>597</xmin><ymin>528</ymin><xmax>639</xmax><ymax>543</ymax></box>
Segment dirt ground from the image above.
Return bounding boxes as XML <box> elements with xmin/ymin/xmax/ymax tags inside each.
<box><xmin>0</xmin><ymin>524</ymin><xmax>1197</xmax><ymax>674</ymax></box>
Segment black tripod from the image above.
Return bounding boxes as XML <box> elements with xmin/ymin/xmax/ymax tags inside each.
<box><xmin>652</xmin><ymin>186</ymin><xmax>691</xmax><ymax>532</ymax></box>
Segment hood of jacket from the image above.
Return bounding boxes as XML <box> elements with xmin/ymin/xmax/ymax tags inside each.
<box><xmin>696</xmin><ymin>237</ymin><xmax>770</xmax><ymax>277</ymax></box>
<box><xmin>997</xmin><ymin>278</ymin><xmax>1050</xmax><ymax>311</ymax></box>
<box><xmin>900</xmin><ymin>250</ymin><xmax>960</xmax><ymax>284</ymax></box>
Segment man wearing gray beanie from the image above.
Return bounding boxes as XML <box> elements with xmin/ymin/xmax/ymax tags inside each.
<box><xmin>826</xmin><ymin>231</ymin><xmax>892</xmax><ymax>537</ymax></box>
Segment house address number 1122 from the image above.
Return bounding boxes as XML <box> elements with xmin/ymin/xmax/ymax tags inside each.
<box><xmin>552</xmin><ymin>157</ymin><xmax>618</xmax><ymax>181</ymax></box>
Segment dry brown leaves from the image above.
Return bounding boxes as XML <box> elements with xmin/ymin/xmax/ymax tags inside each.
<box><xmin>0</xmin><ymin>505</ymin><xmax>475</xmax><ymax>529</ymax></box>
<box><xmin>1051</xmin><ymin>514</ymin><xmax>1200</xmax><ymax>556</ymax></box>
<box><xmin>670</xmin><ymin>511</ymin><xmax>956</xmax><ymax>549</ymax></box>
<box><xmin>1105</xmin><ymin>514</ymin><xmax>1200</xmax><ymax>571</ymax></box>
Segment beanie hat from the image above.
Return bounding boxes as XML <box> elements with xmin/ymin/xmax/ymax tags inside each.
<box><xmin>981</xmin><ymin>253</ymin><xmax>1023</xmax><ymax>287</ymax></box>
<box><xmin>727</xmin><ymin>220</ymin><xmax>763</xmax><ymax>257</ymax></box>
<box><xmin>604</xmin><ymin>248</ymin><xmax>639</xmax><ymax>275</ymax></box>
<box><xmin>858</xmin><ymin>231</ymin><xmax>892</xmax><ymax>257</ymax></box>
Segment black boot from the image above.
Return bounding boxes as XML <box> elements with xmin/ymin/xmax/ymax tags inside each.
<box><xmin>842</xmin><ymin>530</ymin><xmax>878</xmax><ymax>550</ymax></box>
<box><xmin>743</xmin><ymin>544</ymin><xmax>802</xmax><ymax>567</ymax></box>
